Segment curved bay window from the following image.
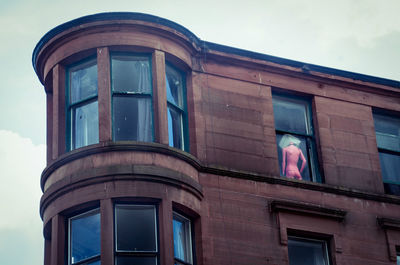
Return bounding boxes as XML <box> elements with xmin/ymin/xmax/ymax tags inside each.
<box><xmin>166</xmin><ymin>64</ymin><xmax>187</xmax><ymax>151</ymax></box>
<box><xmin>111</xmin><ymin>54</ymin><xmax>153</xmax><ymax>142</ymax></box>
<box><xmin>272</xmin><ymin>93</ymin><xmax>320</xmax><ymax>182</ymax></box>
<box><xmin>67</xmin><ymin>59</ymin><xmax>99</xmax><ymax>150</ymax></box>
<box><xmin>173</xmin><ymin>212</ymin><xmax>193</xmax><ymax>265</ymax></box>
<box><xmin>68</xmin><ymin>209</ymin><xmax>101</xmax><ymax>265</ymax></box>
<box><xmin>115</xmin><ymin>204</ymin><xmax>158</xmax><ymax>265</ymax></box>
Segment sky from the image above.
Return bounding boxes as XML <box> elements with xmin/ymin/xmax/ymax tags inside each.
<box><xmin>0</xmin><ymin>0</ymin><xmax>399</xmax><ymax>264</ymax></box>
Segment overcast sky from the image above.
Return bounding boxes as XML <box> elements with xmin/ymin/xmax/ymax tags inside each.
<box><xmin>0</xmin><ymin>0</ymin><xmax>399</xmax><ymax>264</ymax></box>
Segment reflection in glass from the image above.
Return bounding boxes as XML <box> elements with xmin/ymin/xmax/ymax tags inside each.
<box><xmin>374</xmin><ymin>114</ymin><xmax>400</xmax><ymax>152</ymax></box>
<box><xmin>116</xmin><ymin>256</ymin><xmax>157</xmax><ymax>265</ymax></box>
<box><xmin>166</xmin><ymin>66</ymin><xmax>183</xmax><ymax>108</ymax></box>
<box><xmin>70</xmin><ymin>210</ymin><xmax>100</xmax><ymax>264</ymax></box>
<box><xmin>288</xmin><ymin>237</ymin><xmax>329</xmax><ymax>265</ymax></box>
<box><xmin>70</xmin><ymin>61</ymin><xmax>98</xmax><ymax>104</ymax></box>
<box><xmin>168</xmin><ymin>107</ymin><xmax>183</xmax><ymax>149</ymax></box>
<box><xmin>113</xmin><ymin>97</ymin><xmax>152</xmax><ymax>142</ymax></box>
<box><xmin>276</xmin><ymin>134</ymin><xmax>310</xmax><ymax>181</ymax></box>
<box><xmin>273</xmin><ymin>97</ymin><xmax>308</xmax><ymax>134</ymax></box>
<box><xmin>166</xmin><ymin>64</ymin><xmax>185</xmax><ymax>150</ymax></box>
<box><xmin>379</xmin><ymin>152</ymin><xmax>400</xmax><ymax>183</ymax></box>
<box><xmin>115</xmin><ymin>205</ymin><xmax>157</xmax><ymax>252</ymax></box>
<box><xmin>112</xmin><ymin>56</ymin><xmax>151</xmax><ymax>93</ymax></box>
<box><xmin>73</xmin><ymin>101</ymin><xmax>99</xmax><ymax>149</ymax></box>
<box><xmin>173</xmin><ymin>213</ymin><xmax>192</xmax><ymax>264</ymax></box>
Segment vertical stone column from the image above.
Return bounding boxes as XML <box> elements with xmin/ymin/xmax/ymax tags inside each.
<box><xmin>152</xmin><ymin>50</ymin><xmax>168</xmax><ymax>145</ymax></box>
<box><xmin>52</xmin><ymin>64</ymin><xmax>65</xmax><ymax>159</ymax></box>
<box><xmin>101</xmin><ymin>199</ymin><xmax>114</xmax><ymax>265</ymax></box>
<box><xmin>97</xmin><ymin>47</ymin><xmax>112</xmax><ymax>142</ymax></box>
<box><xmin>50</xmin><ymin>214</ymin><xmax>65</xmax><ymax>265</ymax></box>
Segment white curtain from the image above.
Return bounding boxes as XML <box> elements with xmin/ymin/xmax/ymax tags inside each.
<box><xmin>135</xmin><ymin>61</ymin><xmax>152</xmax><ymax>141</ymax></box>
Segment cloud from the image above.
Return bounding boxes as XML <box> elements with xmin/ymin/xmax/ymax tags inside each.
<box><xmin>0</xmin><ymin>130</ymin><xmax>45</xmax><ymax>265</ymax></box>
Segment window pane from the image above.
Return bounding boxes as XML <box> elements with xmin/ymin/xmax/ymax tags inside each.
<box><xmin>166</xmin><ymin>65</ymin><xmax>183</xmax><ymax>108</ymax></box>
<box><xmin>168</xmin><ymin>107</ymin><xmax>183</xmax><ymax>149</ymax></box>
<box><xmin>288</xmin><ymin>237</ymin><xmax>329</xmax><ymax>265</ymax></box>
<box><xmin>70</xmin><ymin>61</ymin><xmax>97</xmax><ymax>104</ymax></box>
<box><xmin>112</xmin><ymin>55</ymin><xmax>151</xmax><ymax>93</ymax></box>
<box><xmin>173</xmin><ymin>213</ymin><xmax>192</xmax><ymax>264</ymax></box>
<box><xmin>113</xmin><ymin>96</ymin><xmax>153</xmax><ymax>142</ymax></box>
<box><xmin>70</xmin><ymin>210</ymin><xmax>100</xmax><ymax>264</ymax></box>
<box><xmin>115</xmin><ymin>205</ymin><xmax>157</xmax><ymax>252</ymax></box>
<box><xmin>88</xmin><ymin>260</ymin><xmax>101</xmax><ymax>265</ymax></box>
<box><xmin>379</xmin><ymin>152</ymin><xmax>400</xmax><ymax>184</ymax></box>
<box><xmin>73</xmin><ymin>101</ymin><xmax>99</xmax><ymax>149</ymax></box>
<box><xmin>276</xmin><ymin>134</ymin><xmax>311</xmax><ymax>181</ymax></box>
<box><xmin>374</xmin><ymin>114</ymin><xmax>400</xmax><ymax>152</ymax></box>
<box><xmin>116</xmin><ymin>256</ymin><xmax>157</xmax><ymax>265</ymax></box>
<box><xmin>273</xmin><ymin>97</ymin><xmax>309</xmax><ymax>134</ymax></box>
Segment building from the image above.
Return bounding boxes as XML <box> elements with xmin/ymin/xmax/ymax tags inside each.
<box><xmin>32</xmin><ymin>12</ymin><xmax>400</xmax><ymax>265</ymax></box>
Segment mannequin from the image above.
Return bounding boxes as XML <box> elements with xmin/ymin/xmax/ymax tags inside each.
<box><xmin>281</xmin><ymin>142</ymin><xmax>307</xmax><ymax>180</ymax></box>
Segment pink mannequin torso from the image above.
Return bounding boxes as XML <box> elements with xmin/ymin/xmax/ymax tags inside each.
<box><xmin>282</xmin><ymin>143</ymin><xmax>307</xmax><ymax>180</ymax></box>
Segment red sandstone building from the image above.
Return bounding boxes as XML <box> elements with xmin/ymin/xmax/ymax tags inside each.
<box><xmin>32</xmin><ymin>12</ymin><xmax>400</xmax><ymax>265</ymax></box>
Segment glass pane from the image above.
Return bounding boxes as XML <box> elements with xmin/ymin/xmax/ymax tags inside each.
<box><xmin>374</xmin><ymin>114</ymin><xmax>400</xmax><ymax>152</ymax></box>
<box><xmin>397</xmin><ymin>254</ymin><xmax>400</xmax><ymax>265</ymax></box>
<box><xmin>115</xmin><ymin>205</ymin><xmax>157</xmax><ymax>252</ymax></box>
<box><xmin>173</xmin><ymin>213</ymin><xmax>192</xmax><ymax>264</ymax></box>
<box><xmin>288</xmin><ymin>237</ymin><xmax>329</xmax><ymax>265</ymax></box>
<box><xmin>379</xmin><ymin>152</ymin><xmax>400</xmax><ymax>183</ymax></box>
<box><xmin>87</xmin><ymin>259</ymin><xmax>100</xmax><ymax>265</ymax></box>
<box><xmin>112</xmin><ymin>55</ymin><xmax>151</xmax><ymax>93</ymax></box>
<box><xmin>168</xmin><ymin>107</ymin><xmax>183</xmax><ymax>149</ymax></box>
<box><xmin>70</xmin><ymin>61</ymin><xmax>97</xmax><ymax>104</ymax></box>
<box><xmin>166</xmin><ymin>65</ymin><xmax>183</xmax><ymax>108</ymax></box>
<box><xmin>273</xmin><ymin>96</ymin><xmax>309</xmax><ymax>135</ymax></box>
<box><xmin>116</xmin><ymin>256</ymin><xmax>157</xmax><ymax>265</ymax></box>
<box><xmin>113</xmin><ymin>96</ymin><xmax>153</xmax><ymax>142</ymax></box>
<box><xmin>276</xmin><ymin>134</ymin><xmax>311</xmax><ymax>181</ymax></box>
<box><xmin>70</xmin><ymin>210</ymin><xmax>100</xmax><ymax>264</ymax></box>
<box><xmin>73</xmin><ymin>101</ymin><xmax>99</xmax><ymax>149</ymax></box>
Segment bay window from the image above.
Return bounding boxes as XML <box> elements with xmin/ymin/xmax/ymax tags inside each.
<box><xmin>111</xmin><ymin>54</ymin><xmax>153</xmax><ymax>142</ymax></box>
<box><xmin>67</xmin><ymin>59</ymin><xmax>99</xmax><ymax>150</ymax></box>
<box><xmin>64</xmin><ymin>52</ymin><xmax>190</xmax><ymax>153</ymax></box>
<box><xmin>68</xmin><ymin>209</ymin><xmax>100</xmax><ymax>265</ymax></box>
<box><xmin>166</xmin><ymin>64</ymin><xmax>187</xmax><ymax>151</ymax></box>
<box><xmin>173</xmin><ymin>212</ymin><xmax>193</xmax><ymax>265</ymax></box>
<box><xmin>115</xmin><ymin>204</ymin><xmax>158</xmax><ymax>265</ymax></box>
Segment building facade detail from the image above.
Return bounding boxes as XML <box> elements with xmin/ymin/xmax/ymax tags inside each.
<box><xmin>33</xmin><ymin>12</ymin><xmax>400</xmax><ymax>265</ymax></box>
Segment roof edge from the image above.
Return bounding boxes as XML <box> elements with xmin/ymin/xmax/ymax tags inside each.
<box><xmin>32</xmin><ymin>12</ymin><xmax>201</xmax><ymax>75</ymax></box>
<box><xmin>204</xmin><ymin>41</ymin><xmax>400</xmax><ymax>89</ymax></box>
<box><xmin>32</xmin><ymin>12</ymin><xmax>400</xmax><ymax>89</ymax></box>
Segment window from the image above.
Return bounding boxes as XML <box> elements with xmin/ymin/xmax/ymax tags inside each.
<box><xmin>288</xmin><ymin>236</ymin><xmax>330</xmax><ymax>265</ymax></box>
<box><xmin>67</xmin><ymin>59</ymin><xmax>99</xmax><ymax>150</ymax></box>
<box><xmin>68</xmin><ymin>209</ymin><xmax>100</xmax><ymax>265</ymax></box>
<box><xmin>272</xmin><ymin>94</ymin><xmax>320</xmax><ymax>182</ymax></box>
<box><xmin>166</xmin><ymin>64</ymin><xmax>187</xmax><ymax>151</ymax></box>
<box><xmin>115</xmin><ymin>204</ymin><xmax>158</xmax><ymax>265</ymax></box>
<box><xmin>111</xmin><ymin>54</ymin><xmax>153</xmax><ymax>142</ymax></box>
<box><xmin>173</xmin><ymin>212</ymin><xmax>193</xmax><ymax>265</ymax></box>
<box><xmin>373</xmin><ymin>113</ymin><xmax>400</xmax><ymax>195</ymax></box>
